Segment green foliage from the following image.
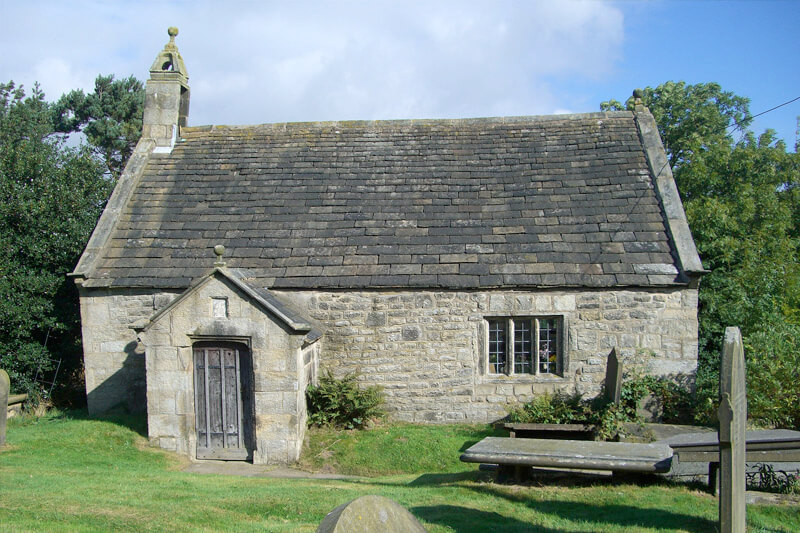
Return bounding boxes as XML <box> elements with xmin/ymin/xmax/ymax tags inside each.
<box><xmin>747</xmin><ymin>463</ymin><xmax>800</xmax><ymax>495</ymax></box>
<box><xmin>0</xmin><ymin>81</ymin><xmax>112</xmax><ymax>398</ymax></box>
<box><xmin>744</xmin><ymin>324</ymin><xmax>800</xmax><ymax>429</ymax></box>
<box><xmin>52</xmin><ymin>75</ymin><xmax>144</xmax><ymax>178</ymax></box>
<box><xmin>507</xmin><ymin>375</ymin><xmax>699</xmax><ymax>441</ymax></box>
<box><xmin>622</xmin><ymin>375</ymin><xmax>695</xmax><ymax>425</ymax></box>
<box><xmin>306</xmin><ymin>369</ymin><xmax>385</xmax><ymax>429</ymax></box>
<box><xmin>603</xmin><ymin>82</ymin><xmax>800</xmax><ymax>426</ymax></box>
<box><xmin>602</xmin><ymin>81</ymin><xmax>751</xmax><ymax>172</ymax></box>
<box><xmin>505</xmin><ymin>389</ymin><xmax>630</xmax><ymax>441</ymax></box>
<box><xmin>506</xmin><ymin>390</ymin><xmax>590</xmax><ymax>424</ymax></box>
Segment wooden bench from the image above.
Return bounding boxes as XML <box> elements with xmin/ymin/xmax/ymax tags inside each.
<box><xmin>461</xmin><ymin>436</ymin><xmax>673</xmax><ymax>482</ymax></box>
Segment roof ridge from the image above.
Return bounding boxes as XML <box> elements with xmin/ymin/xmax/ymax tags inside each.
<box><xmin>182</xmin><ymin>111</ymin><xmax>632</xmax><ymax>133</ymax></box>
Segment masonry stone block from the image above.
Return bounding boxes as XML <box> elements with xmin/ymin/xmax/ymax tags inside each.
<box><xmin>83</xmin><ymin>278</ymin><xmax>698</xmax><ymax>461</ymax></box>
<box><xmin>553</xmin><ymin>294</ymin><xmax>576</xmax><ymax>311</ymax></box>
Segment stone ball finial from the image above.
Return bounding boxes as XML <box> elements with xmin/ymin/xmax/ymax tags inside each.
<box><xmin>632</xmin><ymin>88</ymin><xmax>645</xmax><ymax>111</ymax></box>
<box><xmin>168</xmin><ymin>27</ymin><xmax>179</xmax><ymax>38</ymax></box>
<box><xmin>213</xmin><ymin>244</ymin><xmax>226</xmax><ymax>267</ymax></box>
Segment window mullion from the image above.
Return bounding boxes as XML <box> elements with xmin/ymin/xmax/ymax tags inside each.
<box><xmin>508</xmin><ymin>319</ymin><xmax>515</xmax><ymax>376</ymax></box>
<box><xmin>534</xmin><ymin>318</ymin><xmax>540</xmax><ymax>376</ymax></box>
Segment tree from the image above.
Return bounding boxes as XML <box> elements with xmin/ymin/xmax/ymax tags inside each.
<box><xmin>601</xmin><ymin>82</ymin><xmax>751</xmax><ymax>173</ymax></box>
<box><xmin>603</xmin><ymin>82</ymin><xmax>800</xmax><ymax>427</ymax></box>
<box><xmin>52</xmin><ymin>75</ymin><xmax>144</xmax><ymax>178</ymax></box>
<box><xmin>0</xmin><ymin>81</ymin><xmax>113</xmax><ymax>398</ymax></box>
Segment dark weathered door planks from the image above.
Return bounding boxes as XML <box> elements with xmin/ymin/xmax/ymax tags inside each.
<box><xmin>194</xmin><ymin>344</ymin><xmax>251</xmax><ymax>460</ymax></box>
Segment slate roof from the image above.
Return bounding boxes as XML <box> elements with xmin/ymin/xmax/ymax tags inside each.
<box><xmin>78</xmin><ymin>112</ymin><xmax>701</xmax><ymax>289</ymax></box>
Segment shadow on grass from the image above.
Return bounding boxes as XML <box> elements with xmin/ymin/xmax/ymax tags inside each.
<box><xmin>412</xmin><ymin>495</ymin><xmax>717</xmax><ymax>532</ymax></box>
<box><xmin>463</xmin><ymin>480</ymin><xmax>718</xmax><ymax>532</ymax></box>
<box><xmin>412</xmin><ymin>504</ymin><xmax>562</xmax><ymax>533</ymax></box>
<box><xmin>456</xmin><ymin>426</ymin><xmax>508</xmax><ymax>453</ymax></box>
<box><xmin>409</xmin><ymin>470</ymin><xmax>491</xmax><ymax>486</ymax></box>
<box><xmin>399</xmin><ymin>468</ymin><xmax>716</xmax><ymax>532</ymax></box>
<box><xmin>48</xmin><ymin>408</ymin><xmax>148</xmax><ymax>437</ymax></box>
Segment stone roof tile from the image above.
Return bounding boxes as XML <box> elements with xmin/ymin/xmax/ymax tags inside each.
<box><xmin>82</xmin><ymin>113</ymin><xmax>693</xmax><ymax>289</ymax></box>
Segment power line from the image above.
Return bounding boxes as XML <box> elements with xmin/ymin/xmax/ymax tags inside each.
<box><xmin>750</xmin><ymin>95</ymin><xmax>800</xmax><ymax>121</ymax></box>
<box><xmin>728</xmin><ymin>95</ymin><xmax>800</xmax><ymax>133</ymax></box>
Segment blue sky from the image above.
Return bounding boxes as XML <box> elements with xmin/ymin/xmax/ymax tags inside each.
<box><xmin>1</xmin><ymin>0</ymin><xmax>798</xmax><ymax>149</ymax></box>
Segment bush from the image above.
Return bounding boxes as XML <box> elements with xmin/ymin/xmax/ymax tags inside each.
<box><xmin>506</xmin><ymin>390</ymin><xmax>627</xmax><ymax>440</ymax></box>
<box><xmin>622</xmin><ymin>375</ymin><xmax>695</xmax><ymax>425</ymax></box>
<box><xmin>745</xmin><ymin>324</ymin><xmax>800</xmax><ymax>430</ymax></box>
<box><xmin>306</xmin><ymin>369</ymin><xmax>385</xmax><ymax>429</ymax></box>
<box><xmin>506</xmin><ymin>391</ymin><xmax>589</xmax><ymax>424</ymax></box>
<box><xmin>506</xmin><ymin>375</ymin><xmax>699</xmax><ymax>441</ymax></box>
<box><xmin>747</xmin><ymin>463</ymin><xmax>800</xmax><ymax>494</ymax></box>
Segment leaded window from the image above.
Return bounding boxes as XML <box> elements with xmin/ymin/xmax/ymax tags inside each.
<box><xmin>486</xmin><ymin>317</ymin><xmax>562</xmax><ymax>376</ymax></box>
<box><xmin>488</xmin><ymin>320</ymin><xmax>507</xmax><ymax>374</ymax></box>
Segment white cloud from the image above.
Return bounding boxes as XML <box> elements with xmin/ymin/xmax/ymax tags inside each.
<box><xmin>1</xmin><ymin>0</ymin><xmax>625</xmax><ymax>125</ymax></box>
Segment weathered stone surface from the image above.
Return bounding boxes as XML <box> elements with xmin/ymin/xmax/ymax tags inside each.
<box><xmin>80</xmin><ymin>285</ymin><xmax>699</xmax><ymax>426</ymax></box>
<box><xmin>460</xmin><ymin>436</ymin><xmax>673</xmax><ymax>473</ymax></box>
<box><xmin>317</xmin><ymin>495</ymin><xmax>427</xmax><ymax>533</ymax></box>
<box><xmin>604</xmin><ymin>347</ymin><xmax>622</xmax><ymax>404</ymax></box>
<box><xmin>718</xmin><ymin>326</ymin><xmax>746</xmax><ymax>533</ymax></box>
<box><xmin>78</xmin><ymin>111</ymin><xmax>701</xmax><ymax>291</ymax></box>
<box><xmin>661</xmin><ymin>429</ymin><xmax>800</xmax><ymax>453</ymax></box>
<box><xmin>0</xmin><ymin>369</ymin><xmax>9</xmax><ymax>447</ymax></box>
<box><xmin>136</xmin><ymin>269</ymin><xmax>318</xmax><ymax>465</ymax></box>
<box><xmin>296</xmin><ymin>287</ymin><xmax>698</xmax><ymax>421</ymax></box>
<box><xmin>636</xmin><ymin>393</ymin><xmax>663</xmax><ymax>422</ymax></box>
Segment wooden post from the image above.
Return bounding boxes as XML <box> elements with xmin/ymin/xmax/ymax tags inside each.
<box><xmin>718</xmin><ymin>327</ymin><xmax>746</xmax><ymax>533</ymax></box>
<box><xmin>605</xmin><ymin>347</ymin><xmax>622</xmax><ymax>405</ymax></box>
<box><xmin>0</xmin><ymin>369</ymin><xmax>9</xmax><ymax>447</ymax></box>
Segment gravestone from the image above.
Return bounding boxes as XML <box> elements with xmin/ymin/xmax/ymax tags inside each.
<box><xmin>718</xmin><ymin>327</ymin><xmax>746</xmax><ymax>533</ymax></box>
<box><xmin>317</xmin><ymin>495</ymin><xmax>427</xmax><ymax>533</ymax></box>
<box><xmin>0</xmin><ymin>369</ymin><xmax>9</xmax><ymax>447</ymax></box>
<box><xmin>605</xmin><ymin>347</ymin><xmax>623</xmax><ymax>405</ymax></box>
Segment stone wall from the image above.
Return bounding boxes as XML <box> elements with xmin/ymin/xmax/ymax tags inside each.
<box><xmin>79</xmin><ymin>284</ymin><xmax>698</xmax><ymax>455</ymax></box>
<box><xmin>79</xmin><ymin>278</ymin><xmax>314</xmax><ymax>464</ymax></box>
<box><xmin>281</xmin><ymin>287</ymin><xmax>699</xmax><ymax>423</ymax></box>
<box><xmin>78</xmin><ymin>287</ymin><xmax>178</xmax><ymax>414</ymax></box>
<box><xmin>138</xmin><ymin>274</ymin><xmax>310</xmax><ymax>464</ymax></box>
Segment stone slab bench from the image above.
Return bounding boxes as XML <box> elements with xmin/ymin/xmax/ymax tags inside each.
<box><xmin>8</xmin><ymin>394</ymin><xmax>27</xmax><ymax>405</ymax></box>
<box><xmin>658</xmin><ymin>429</ymin><xmax>800</xmax><ymax>492</ymax></box>
<box><xmin>659</xmin><ymin>429</ymin><xmax>800</xmax><ymax>461</ymax></box>
<box><xmin>504</xmin><ymin>423</ymin><xmax>594</xmax><ymax>440</ymax></box>
<box><xmin>6</xmin><ymin>393</ymin><xmax>27</xmax><ymax>418</ymax></box>
<box><xmin>461</xmin><ymin>436</ymin><xmax>673</xmax><ymax>481</ymax></box>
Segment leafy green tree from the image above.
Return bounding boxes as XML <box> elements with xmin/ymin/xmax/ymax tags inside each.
<box><xmin>603</xmin><ymin>82</ymin><xmax>800</xmax><ymax>427</ymax></box>
<box><xmin>52</xmin><ymin>75</ymin><xmax>144</xmax><ymax>178</ymax></box>
<box><xmin>0</xmin><ymin>82</ymin><xmax>113</xmax><ymax>398</ymax></box>
<box><xmin>601</xmin><ymin>81</ymin><xmax>751</xmax><ymax>174</ymax></box>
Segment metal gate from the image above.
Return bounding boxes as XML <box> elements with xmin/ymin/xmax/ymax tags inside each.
<box><xmin>194</xmin><ymin>344</ymin><xmax>252</xmax><ymax>460</ymax></box>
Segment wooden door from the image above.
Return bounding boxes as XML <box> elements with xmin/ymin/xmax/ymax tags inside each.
<box><xmin>194</xmin><ymin>344</ymin><xmax>252</xmax><ymax>460</ymax></box>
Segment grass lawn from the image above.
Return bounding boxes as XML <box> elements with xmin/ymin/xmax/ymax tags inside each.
<box><xmin>0</xmin><ymin>411</ymin><xmax>797</xmax><ymax>532</ymax></box>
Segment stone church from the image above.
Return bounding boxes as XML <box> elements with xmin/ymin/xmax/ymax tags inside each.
<box><xmin>72</xmin><ymin>29</ymin><xmax>704</xmax><ymax>464</ymax></box>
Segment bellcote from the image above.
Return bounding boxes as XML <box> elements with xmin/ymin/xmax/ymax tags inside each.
<box><xmin>143</xmin><ymin>27</ymin><xmax>190</xmax><ymax>153</ymax></box>
<box><xmin>149</xmin><ymin>27</ymin><xmax>189</xmax><ymax>86</ymax></box>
